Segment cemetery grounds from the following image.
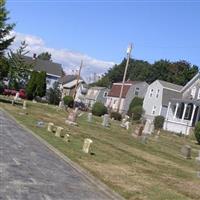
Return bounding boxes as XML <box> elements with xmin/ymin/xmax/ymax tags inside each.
<box><xmin>0</xmin><ymin>98</ymin><xmax>200</xmax><ymax>200</ymax></box>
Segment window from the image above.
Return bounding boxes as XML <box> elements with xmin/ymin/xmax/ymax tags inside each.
<box><xmin>156</xmin><ymin>89</ymin><xmax>160</xmax><ymax>98</ymax></box>
<box><xmin>197</xmin><ymin>88</ymin><xmax>200</xmax><ymax>99</ymax></box>
<box><xmin>135</xmin><ymin>87</ymin><xmax>140</xmax><ymax>96</ymax></box>
<box><xmin>191</xmin><ymin>86</ymin><xmax>196</xmax><ymax>99</ymax></box>
<box><xmin>103</xmin><ymin>92</ymin><xmax>108</xmax><ymax>97</ymax></box>
<box><xmin>184</xmin><ymin>104</ymin><xmax>192</xmax><ymax>120</ymax></box>
<box><xmin>149</xmin><ymin>89</ymin><xmax>153</xmax><ymax>97</ymax></box>
<box><xmin>152</xmin><ymin>105</ymin><xmax>156</xmax><ymax>115</ymax></box>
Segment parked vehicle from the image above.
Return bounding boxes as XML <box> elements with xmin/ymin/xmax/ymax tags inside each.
<box><xmin>3</xmin><ymin>89</ymin><xmax>26</xmax><ymax>99</ymax></box>
<box><xmin>74</xmin><ymin>101</ymin><xmax>88</xmax><ymax>111</ymax></box>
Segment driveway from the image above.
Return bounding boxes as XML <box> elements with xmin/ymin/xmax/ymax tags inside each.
<box><xmin>0</xmin><ymin>110</ymin><xmax>123</xmax><ymax>200</ymax></box>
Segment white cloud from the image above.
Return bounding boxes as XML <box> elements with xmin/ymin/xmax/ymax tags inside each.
<box><xmin>10</xmin><ymin>31</ymin><xmax>115</xmax><ymax>78</ymax></box>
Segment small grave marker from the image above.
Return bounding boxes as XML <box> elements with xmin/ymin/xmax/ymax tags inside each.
<box><xmin>47</xmin><ymin>122</ymin><xmax>54</xmax><ymax>132</ymax></box>
<box><xmin>83</xmin><ymin>138</ymin><xmax>93</xmax><ymax>153</ymax></box>
<box><xmin>181</xmin><ymin>145</ymin><xmax>192</xmax><ymax>159</ymax></box>
<box><xmin>102</xmin><ymin>114</ymin><xmax>109</xmax><ymax>127</ymax></box>
<box><xmin>55</xmin><ymin>127</ymin><xmax>64</xmax><ymax>137</ymax></box>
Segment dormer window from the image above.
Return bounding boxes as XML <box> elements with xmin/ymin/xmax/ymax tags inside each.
<box><xmin>191</xmin><ymin>86</ymin><xmax>196</xmax><ymax>99</ymax></box>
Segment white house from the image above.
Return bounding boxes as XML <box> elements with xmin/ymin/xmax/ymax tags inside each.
<box><xmin>164</xmin><ymin>73</ymin><xmax>200</xmax><ymax>135</ymax></box>
<box><xmin>143</xmin><ymin>80</ymin><xmax>183</xmax><ymax>121</ymax></box>
<box><xmin>59</xmin><ymin>75</ymin><xmax>88</xmax><ymax>102</ymax></box>
<box><xmin>105</xmin><ymin>81</ymin><xmax>148</xmax><ymax>114</ymax></box>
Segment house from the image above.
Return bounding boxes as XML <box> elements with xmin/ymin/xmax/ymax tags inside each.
<box><xmin>23</xmin><ymin>55</ymin><xmax>63</xmax><ymax>90</ymax></box>
<box><xmin>164</xmin><ymin>73</ymin><xmax>200</xmax><ymax>135</ymax></box>
<box><xmin>59</xmin><ymin>75</ymin><xmax>88</xmax><ymax>102</ymax></box>
<box><xmin>85</xmin><ymin>87</ymin><xmax>109</xmax><ymax>108</ymax></box>
<box><xmin>105</xmin><ymin>81</ymin><xmax>148</xmax><ymax>114</ymax></box>
<box><xmin>143</xmin><ymin>80</ymin><xmax>183</xmax><ymax>121</ymax></box>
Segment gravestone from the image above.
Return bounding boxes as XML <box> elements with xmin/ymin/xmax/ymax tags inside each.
<box><xmin>14</xmin><ymin>92</ymin><xmax>20</xmax><ymax>101</ymax></box>
<box><xmin>47</xmin><ymin>122</ymin><xmax>54</xmax><ymax>132</ymax></box>
<box><xmin>64</xmin><ymin>134</ymin><xmax>70</xmax><ymax>142</ymax></box>
<box><xmin>65</xmin><ymin>108</ymin><xmax>78</xmax><ymax>126</ymax></box>
<box><xmin>181</xmin><ymin>145</ymin><xmax>192</xmax><ymax>159</ymax></box>
<box><xmin>87</xmin><ymin>112</ymin><xmax>92</xmax><ymax>122</ymax></box>
<box><xmin>23</xmin><ymin>101</ymin><xmax>27</xmax><ymax>109</ymax></box>
<box><xmin>82</xmin><ymin>138</ymin><xmax>93</xmax><ymax>153</ymax></box>
<box><xmin>58</xmin><ymin>101</ymin><xmax>64</xmax><ymax>109</ymax></box>
<box><xmin>55</xmin><ymin>127</ymin><xmax>64</xmax><ymax>137</ymax></box>
<box><xmin>141</xmin><ymin>135</ymin><xmax>148</xmax><ymax>144</ymax></box>
<box><xmin>36</xmin><ymin>121</ymin><xmax>45</xmax><ymax>128</ymax></box>
<box><xmin>196</xmin><ymin>150</ymin><xmax>200</xmax><ymax>163</ymax></box>
<box><xmin>143</xmin><ymin>119</ymin><xmax>154</xmax><ymax>135</ymax></box>
<box><xmin>102</xmin><ymin>114</ymin><xmax>109</xmax><ymax>127</ymax></box>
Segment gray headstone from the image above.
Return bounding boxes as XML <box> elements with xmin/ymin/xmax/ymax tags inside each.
<box><xmin>102</xmin><ymin>114</ymin><xmax>109</xmax><ymax>127</ymax></box>
<box><xmin>143</xmin><ymin>120</ymin><xmax>154</xmax><ymax>135</ymax></box>
<box><xmin>181</xmin><ymin>145</ymin><xmax>192</xmax><ymax>159</ymax></box>
<box><xmin>87</xmin><ymin>112</ymin><xmax>92</xmax><ymax>122</ymax></box>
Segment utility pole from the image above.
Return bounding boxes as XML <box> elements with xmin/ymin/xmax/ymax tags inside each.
<box><xmin>116</xmin><ymin>43</ymin><xmax>132</xmax><ymax>113</ymax></box>
<box><xmin>73</xmin><ymin>60</ymin><xmax>83</xmax><ymax>101</ymax></box>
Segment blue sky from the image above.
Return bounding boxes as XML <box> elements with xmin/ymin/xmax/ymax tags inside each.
<box><xmin>7</xmin><ymin>0</ymin><xmax>200</xmax><ymax>78</ymax></box>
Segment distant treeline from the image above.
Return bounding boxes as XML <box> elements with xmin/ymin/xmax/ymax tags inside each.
<box><xmin>94</xmin><ymin>58</ymin><xmax>198</xmax><ymax>87</ymax></box>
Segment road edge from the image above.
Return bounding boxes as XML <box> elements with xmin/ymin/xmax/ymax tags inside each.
<box><xmin>1</xmin><ymin>108</ymin><xmax>126</xmax><ymax>200</ymax></box>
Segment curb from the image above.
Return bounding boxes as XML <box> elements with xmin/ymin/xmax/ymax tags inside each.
<box><xmin>1</xmin><ymin>108</ymin><xmax>125</xmax><ymax>200</ymax></box>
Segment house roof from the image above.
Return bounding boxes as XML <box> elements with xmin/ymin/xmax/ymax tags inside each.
<box><xmin>23</xmin><ymin>56</ymin><xmax>63</xmax><ymax>77</ymax></box>
<box><xmin>158</xmin><ymin>80</ymin><xmax>183</xmax><ymax>91</ymax></box>
<box><xmin>86</xmin><ymin>87</ymin><xmax>108</xmax><ymax>100</ymax></box>
<box><xmin>180</xmin><ymin>72</ymin><xmax>200</xmax><ymax>93</ymax></box>
<box><xmin>59</xmin><ymin>75</ymin><xmax>84</xmax><ymax>84</ymax></box>
<box><xmin>108</xmin><ymin>81</ymin><xmax>142</xmax><ymax>98</ymax></box>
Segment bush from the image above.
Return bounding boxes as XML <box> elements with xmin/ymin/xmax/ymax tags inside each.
<box><xmin>63</xmin><ymin>95</ymin><xmax>74</xmax><ymax>108</ymax></box>
<box><xmin>132</xmin><ymin>106</ymin><xmax>143</xmax><ymax>121</ymax></box>
<box><xmin>92</xmin><ymin>102</ymin><xmax>107</xmax><ymax>116</ymax></box>
<box><xmin>154</xmin><ymin>115</ymin><xmax>165</xmax><ymax>130</ymax></box>
<box><xmin>110</xmin><ymin>112</ymin><xmax>122</xmax><ymax>121</ymax></box>
<box><xmin>0</xmin><ymin>81</ymin><xmax>4</xmax><ymax>94</ymax></box>
<box><xmin>128</xmin><ymin>97</ymin><xmax>143</xmax><ymax>116</ymax></box>
<box><xmin>194</xmin><ymin>122</ymin><xmax>200</xmax><ymax>144</ymax></box>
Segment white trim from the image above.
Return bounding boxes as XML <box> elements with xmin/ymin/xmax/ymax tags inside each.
<box><xmin>180</xmin><ymin>72</ymin><xmax>200</xmax><ymax>93</ymax></box>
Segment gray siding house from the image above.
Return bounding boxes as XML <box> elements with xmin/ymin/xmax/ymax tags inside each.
<box><xmin>85</xmin><ymin>87</ymin><xmax>109</xmax><ymax>108</ymax></box>
<box><xmin>105</xmin><ymin>81</ymin><xmax>148</xmax><ymax>114</ymax></box>
<box><xmin>143</xmin><ymin>80</ymin><xmax>182</xmax><ymax>120</ymax></box>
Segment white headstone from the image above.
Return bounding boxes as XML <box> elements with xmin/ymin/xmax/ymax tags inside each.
<box><xmin>102</xmin><ymin>114</ymin><xmax>109</xmax><ymax>127</ymax></box>
<box><xmin>143</xmin><ymin>120</ymin><xmax>154</xmax><ymax>135</ymax></box>
<box><xmin>82</xmin><ymin>138</ymin><xmax>93</xmax><ymax>153</ymax></box>
<box><xmin>23</xmin><ymin>101</ymin><xmax>27</xmax><ymax>109</ymax></box>
<box><xmin>87</xmin><ymin>112</ymin><xmax>92</xmax><ymax>122</ymax></box>
<box><xmin>47</xmin><ymin>122</ymin><xmax>54</xmax><ymax>132</ymax></box>
<box><xmin>64</xmin><ymin>134</ymin><xmax>70</xmax><ymax>142</ymax></box>
<box><xmin>14</xmin><ymin>92</ymin><xmax>19</xmax><ymax>101</ymax></box>
<box><xmin>55</xmin><ymin>127</ymin><xmax>64</xmax><ymax>137</ymax></box>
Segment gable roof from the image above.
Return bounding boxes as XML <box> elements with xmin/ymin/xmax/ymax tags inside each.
<box><xmin>59</xmin><ymin>75</ymin><xmax>84</xmax><ymax>84</ymax></box>
<box><xmin>108</xmin><ymin>81</ymin><xmax>142</xmax><ymax>98</ymax></box>
<box><xmin>180</xmin><ymin>72</ymin><xmax>200</xmax><ymax>93</ymax></box>
<box><xmin>23</xmin><ymin>56</ymin><xmax>63</xmax><ymax>77</ymax></box>
<box><xmin>157</xmin><ymin>80</ymin><xmax>183</xmax><ymax>91</ymax></box>
<box><xmin>86</xmin><ymin>87</ymin><xmax>108</xmax><ymax>100</ymax></box>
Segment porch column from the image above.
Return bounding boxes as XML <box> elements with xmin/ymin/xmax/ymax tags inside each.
<box><xmin>190</xmin><ymin>104</ymin><xmax>196</xmax><ymax>126</ymax></box>
<box><xmin>166</xmin><ymin>101</ymin><xmax>171</xmax><ymax>120</ymax></box>
<box><xmin>195</xmin><ymin>107</ymin><xmax>200</xmax><ymax>125</ymax></box>
<box><xmin>173</xmin><ymin>103</ymin><xmax>179</xmax><ymax>119</ymax></box>
<box><xmin>181</xmin><ymin>103</ymin><xmax>188</xmax><ymax>121</ymax></box>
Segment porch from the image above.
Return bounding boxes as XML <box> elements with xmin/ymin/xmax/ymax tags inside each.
<box><xmin>164</xmin><ymin>98</ymin><xmax>200</xmax><ymax>135</ymax></box>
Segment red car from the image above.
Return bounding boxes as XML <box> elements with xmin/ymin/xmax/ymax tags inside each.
<box><xmin>3</xmin><ymin>89</ymin><xmax>26</xmax><ymax>99</ymax></box>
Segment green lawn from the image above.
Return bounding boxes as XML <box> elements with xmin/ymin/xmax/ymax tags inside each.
<box><xmin>1</xmin><ymin>99</ymin><xmax>200</xmax><ymax>200</ymax></box>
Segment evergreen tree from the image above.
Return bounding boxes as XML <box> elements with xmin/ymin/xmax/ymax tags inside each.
<box><xmin>36</xmin><ymin>71</ymin><xmax>46</xmax><ymax>97</ymax></box>
<box><xmin>26</xmin><ymin>71</ymin><xmax>38</xmax><ymax>100</ymax></box>
<box><xmin>37</xmin><ymin>52</ymin><xmax>51</xmax><ymax>61</ymax></box>
<box><xmin>8</xmin><ymin>41</ymin><xmax>33</xmax><ymax>89</ymax></box>
<box><xmin>0</xmin><ymin>0</ymin><xmax>15</xmax><ymax>80</ymax></box>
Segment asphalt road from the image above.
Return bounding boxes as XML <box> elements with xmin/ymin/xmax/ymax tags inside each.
<box><xmin>0</xmin><ymin>110</ymin><xmax>122</xmax><ymax>200</ymax></box>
